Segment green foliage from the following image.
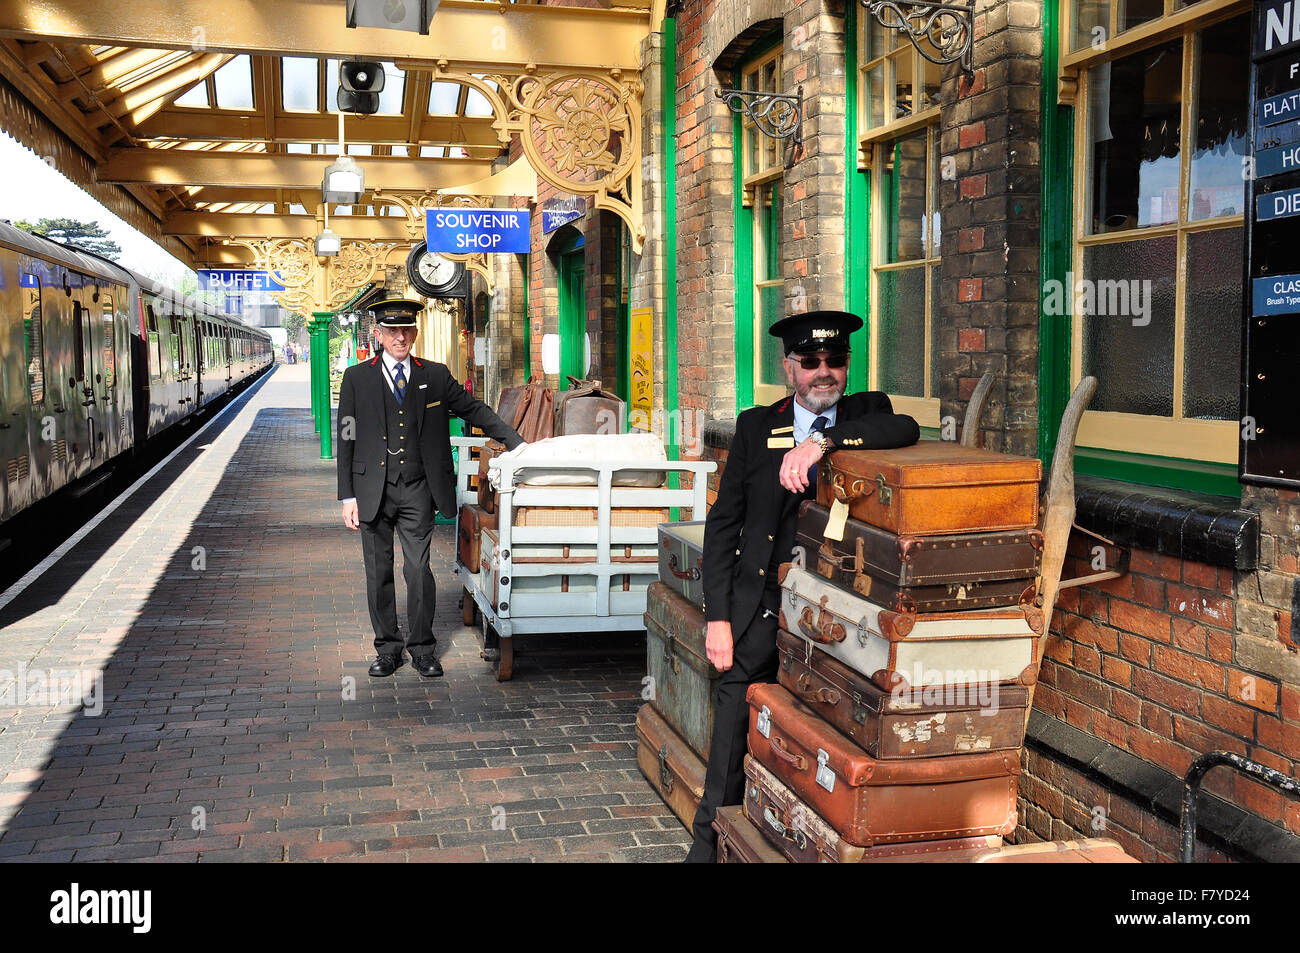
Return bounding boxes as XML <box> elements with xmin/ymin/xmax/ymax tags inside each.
<box><xmin>14</xmin><ymin>217</ymin><xmax>123</xmax><ymax>260</ymax></box>
<box><xmin>282</xmin><ymin>311</ymin><xmax>307</xmax><ymax>343</ymax></box>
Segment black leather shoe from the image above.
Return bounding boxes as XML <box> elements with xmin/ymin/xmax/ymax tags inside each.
<box><xmin>368</xmin><ymin>655</ymin><xmax>403</xmax><ymax>677</ymax></box>
<box><xmin>413</xmin><ymin>655</ymin><xmax>444</xmax><ymax>678</ymax></box>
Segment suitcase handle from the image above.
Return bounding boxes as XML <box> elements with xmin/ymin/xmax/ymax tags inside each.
<box><xmin>829</xmin><ymin>471</ymin><xmax>892</xmax><ymax>507</ymax></box>
<box><xmin>657</xmin><ymin>744</ymin><xmax>674</xmax><ymax>792</ymax></box>
<box><xmin>662</xmin><ymin>631</ymin><xmax>681</xmax><ymax>675</ymax></box>
<box><xmin>768</xmin><ymin>735</ymin><xmax>808</xmax><ymax>771</ymax></box>
<box><xmin>816</xmin><ymin>538</ymin><xmax>865</xmax><ymax>574</ymax></box>
<box><xmin>667</xmin><ymin>553</ymin><xmax>702</xmax><ymax>581</ymax></box>
<box><xmin>798</xmin><ymin>606</ymin><xmax>846</xmax><ymax>644</ymax></box>
<box><xmin>762</xmin><ymin>806</ymin><xmax>808</xmax><ymax>850</ymax></box>
<box><xmin>794</xmin><ymin>673</ymin><xmax>841</xmax><ymax>706</ymax></box>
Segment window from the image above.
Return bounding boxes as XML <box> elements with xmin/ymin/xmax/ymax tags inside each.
<box><xmin>753</xmin><ymin>181</ymin><xmax>785</xmax><ymax>403</ymax></box>
<box><xmin>740</xmin><ymin>46</ymin><xmax>784</xmax><ymax>186</ymax></box>
<box><xmin>21</xmin><ymin>273</ymin><xmax>44</xmax><ymax>404</ymax></box>
<box><xmin>102</xmin><ymin>292</ymin><xmax>116</xmax><ymax>388</ymax></box>
<box><xmin>169</xmin><ymin>318</ymin><xmax>181</xmax><ymax>375</ymax></box>
<box><xmin>871</xmin><ymin>125</ymin><xmax>941</xmax><ymax>426</ymax></box>
<box><xmin>147</xmin><ymin>305</ymin><xmax>162</xmax><ymax>379</ymax></box>
<box><xmin>72</xmin><ymin>301</ymin><xmax>86</xmax><ymax>382</ymax></box>
<box><xmin>213</xmin><ymin>55</ymin><xmax>254</xmax><ymax>110</ymax></box>
<box><xmin>857</xmin><ymin>10</ymin><xmax>941</xmax><ymax>140</ymax></box>
<box><xmin>1068</xmin><ymin>8</ymin><xmax>1248</xmax><ymax>464</ymax></box>
<box><xmin>281</xmin><ymin>56</ymin><xmax>319</xmax><ymax>112</ymax></box>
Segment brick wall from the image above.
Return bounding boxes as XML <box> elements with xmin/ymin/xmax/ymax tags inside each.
<box><xmin>939</xmin><ymin>0</ymin><xmax>1042</xmax><ymax>455</ymax></box>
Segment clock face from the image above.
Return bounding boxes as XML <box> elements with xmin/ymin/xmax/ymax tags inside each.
<box><xmin>419</xmin><ymin>253</ymin><xmax>456</xmax><ymax>287</ymax></box>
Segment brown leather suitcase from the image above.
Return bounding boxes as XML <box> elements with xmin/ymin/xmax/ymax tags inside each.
<box><xmin>635</xmin><ymin>703</ymin><xmax>706</xmax><ymax>831</ymax></box>
<box><xmin>746</xmin><ymin>683</ymin><xmax>1019</xmax><ymax>847</ymax></box>
<box><xmin>456</xmin><ymin>503</ymin><xmax>497</xmax><ymax>569</ymax></box>
<box><xmin>742</xmin><ymin>755</ymin><xmax>1003</xmax><ymax>863</ymax></box>
<box><xmin>796</xmin><ymin>501</ymin><xmax>1042</xmax><ymax>613</ymax></box>
<box><xmin>969</xmin><ymin>839</ymin><xmax>1139</xmax><ymax>863</ymax></box>
<box><xmin>554</xmin><ymin>376</ymin><xmax>625</xmax><ymax>436</ymax></box>
<box><xmin>645</xmin><ymin>582</ymin><xmax>720</xmax><ymax>760</ymax></box>
<box><xmin>713</xmin><ymin>804</ymin><xmax>788</xmax><ymax>864</ymax></box>
<box><xmin>775</xmin><ymin>628</ymin><xmax>1029</xmax><ymax>759</ymax></box>
<box><xmin>817</xmin><ymin>442</ymin><xmax>1042</xmax><ymax>536</ymax></box>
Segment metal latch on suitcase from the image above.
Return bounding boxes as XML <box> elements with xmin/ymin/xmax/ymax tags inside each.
<box><xmin>762</xmin><ymin>806</ymin><xmax>808</xmax><ymax>849</ymax></box>
<box><xmin>816</xmin><ymin>749</ymin><xmax>836</xmax><ymax>792</ymax></box>
<box><xmin>757</xmin><ymin>705</ymin><xmax>772</xmax><ymax>738</ymax></box>
<box><xmin>657</xmin><ymin>744</ymin><xmax>673</xmax><ymax>792</ymax></box>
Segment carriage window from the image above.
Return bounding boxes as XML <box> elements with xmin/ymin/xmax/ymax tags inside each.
<box><xmin>73</xmin><ymin>301</ymin><xmax>87</xmax><ymax>381</ymax></box>
<box><xmin>102</xmin><ymin>292</ymin><xmax>116</xmax><ymax>388</ymax></box>
<box><xmin>170</xmin><ymin>318</ymin><xmax>181</xmax><ymax>374</ymax></box>
<box><xmin>21</xmin><ymin>274</ymin><xmax>44</xmax><ymax>404</ymax></box>
<box><xmin>147</xmin><ymin>305</ymin><xmax>163</xmax><ymax>379</ymax></box>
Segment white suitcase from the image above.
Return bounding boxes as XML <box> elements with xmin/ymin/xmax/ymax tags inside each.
<box><xmin>777</xmin><ymin>564</ymin><xmax>1041</xmax><ymax>691</ymax></box>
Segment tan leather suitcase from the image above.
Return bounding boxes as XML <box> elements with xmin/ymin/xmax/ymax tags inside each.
<box><xmin>796</xmin><ymin>500</ymin><xmax>1042</xmax><ymax>613</ymax></box>
<box><xmin>775</xmin><ymin>628</ymin><xmax>1029</xmax><ymax>759</ymax></box>
<box><xmin>456</xmin><ymin>503</ymin><xmax>496</xmax><ymax>569</ymax></box>
<box><xmin>742</xmin><ymin>755</ymin><xmax>1003</xmax><ymax>863</ymax></box>
<box><xmin>968</xmin><ymin>838</ymin><xmax>1138</xmax><ymax>863</ymax></box>
<box><xmin>645</xmin><ymin>582</ymin><xmax>720</xmax><ymax>760</ymax></box>
<box><xmin>554</xmin><ymin>376</ymin><xmax>625</xmax><ymax>436</ymax></box>
<box><xmin>713</xmin><ymin>804</ymin><xmax>788</xmax><ymax>864</ymax></box>
<box><xmin>635</xmin><ymin>704</ymin><xmax>706</xmax><ymax>831</ymax></box>
<box><xmin>817</xmin><ymin>442</ymin><xmax>1042</xmax><ymax>536</ymax></box>
<box><xmin>746</xmin><ymin>683</ymin><xmax>1019</xmax><ymax>847</ymax></box>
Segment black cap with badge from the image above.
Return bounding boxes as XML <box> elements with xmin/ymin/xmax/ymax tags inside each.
<box><xmin>769</xmin><ymin>310</ymin><xmax>863</xmax><ymax>355</ymax></box>
<box><xmin>369</xmin><ymin>298</ymin><xmax>423</xmax><ymax>327</ymax></box>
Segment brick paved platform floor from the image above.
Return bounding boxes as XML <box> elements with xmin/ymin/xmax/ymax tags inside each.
<box><xmin>0</xmin><ymin>364</ymin><xmax>689</xmax><ymax>862</ymax></box>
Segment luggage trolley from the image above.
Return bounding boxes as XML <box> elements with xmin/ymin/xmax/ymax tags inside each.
<box><xmin>451</xmin><ymin>436</ymin><xmax>716</xmax><ymax>680</ymax></box>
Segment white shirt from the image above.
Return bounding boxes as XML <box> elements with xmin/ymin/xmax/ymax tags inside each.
<box><xmin>380</xmin><ymin>350</ymin><xmax>412</xmax><ymax>395</ymax></box>
<box><xmin>792</xmin><ymin>400</ymin><xmax>837</xmax><ymax>445</ymax></box>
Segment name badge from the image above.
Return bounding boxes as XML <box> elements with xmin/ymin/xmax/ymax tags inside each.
<box><xmin>767</xmin><ymin>436</ymin><xmax>795</xmax><ymax>449</ymax></box>
<box><xmin>418</xmin><ymin>383</ymin><xmax>428</xmax><ymax>389</ymax></box>
<box><xmin>426</xmin><ymin>400</ymin><xmax>441</xmax><ymax>409</ymax></box>
<box><xmin>770</xmin><ymin>425</ymin><xmax>794</xmax><ymax>434</ymax></box>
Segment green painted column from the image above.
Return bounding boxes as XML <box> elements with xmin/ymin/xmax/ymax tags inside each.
<box><xmin>309</xmin><ymin>312</ymin><xmax>333</xmax><ymax>459</ymax></box>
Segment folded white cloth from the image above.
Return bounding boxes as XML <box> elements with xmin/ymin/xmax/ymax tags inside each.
<box><xmin>489</xmin><ymin>433</ymin><xmax>668</xmax><ymax>489</ymax></box>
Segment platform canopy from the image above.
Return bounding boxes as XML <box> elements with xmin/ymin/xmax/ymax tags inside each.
<box><xmin>0</xmin><ymin>0</ymin><xmax>660</xmax><ymax>268</ymax></box>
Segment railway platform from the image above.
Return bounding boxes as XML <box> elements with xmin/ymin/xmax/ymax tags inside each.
<box><xmin>0</xmin><ymin>364</ymin><xmax>688</xmax><ymax>863</ymax></box>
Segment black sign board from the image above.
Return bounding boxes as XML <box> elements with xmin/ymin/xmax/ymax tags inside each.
<box><xmin>1243</xmin><ymin>0</ymin><xmax>1300</xmax><ymax>487</ymax></box>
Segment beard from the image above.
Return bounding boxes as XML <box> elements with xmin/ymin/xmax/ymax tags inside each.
<box><xmin>796</xmin><ymin>375</ymin><xmax>844</xmax><ymax>413</ymax></box>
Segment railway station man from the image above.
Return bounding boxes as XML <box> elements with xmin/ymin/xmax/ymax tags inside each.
<box><xmin>686</xmin><ymin>311</ymin><xmax>920</xmax><ymax>863</ymax></box>
<box><xmin>337</xmin><ymin>299</ymin><xmax>523</xmax><ymax>678</ymax></box>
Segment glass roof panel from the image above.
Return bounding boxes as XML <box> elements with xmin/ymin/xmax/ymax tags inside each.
<box><xmin>174</xmin><ymin>80</ymin><xmax>209</xmax><ymax>108</ymax></box>
<box><xmin>376</xmin><ymin>64</ymin><xmax>405</xmax><ymax>115</ymax></box>
<box><xmin>325</xmin><ymin>58</ymin><xmax>340</xmax><ymax>113</ymax></box>
<box><xmin>286</xmin><ymin>142</ymin><xmax>312</xmax><ymax>154</ymax></box>
<box><xmin>289</xmin><ymin>203</ymin><xmax>307</xmax><ymax>215</ymax></box>
<box><xmin>213</xmin><ymin>55</ymin><xmax>254</xmax><ymax>110</ymax></box>
<box><xmin>281</xmin><ymin>57</ymin><xmax>319</xmax><ymax>112</ymax></box>
<box><xmin>421</xmin><ymin>145</ymin><xmax>446</xmax><ymax>157</ymax></box>
<box><xmin>464</xmin><ymin>87</ymin><xmax>493</xmax><ymax>117</ymax></box>
<box><xmin>390</xmin><ymin>145</ymin><xmax>409</xmax><ymax>157</ymax></box>
<box><xmin>348</xmin><ymin>144</ymin><xmax>372</xmax><ymax>156</ymax></box>
<box><xmin>428</xmin><ymin>82</ymin><xmax>461</xmax><ymax>115</ymax></box>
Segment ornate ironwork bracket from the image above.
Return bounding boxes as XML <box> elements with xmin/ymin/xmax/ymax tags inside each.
<box><xmin>860</xmin><ymin>0</ymin><xmax>975</xmax><ymax>77</ymax></box>
<box><xmin>714</xmin><ymin>85</ymin><xmax>803</xmax><ymax>166</ymax></box>
<box><xmin>371</xmin><ymin>189</ymin><xmax>496</xmax><ymax>295</ymax></box>
<box><xmin>223</xmin><ymin>237</ymin><xmax>396</xmax><ymax>319</ymax></box>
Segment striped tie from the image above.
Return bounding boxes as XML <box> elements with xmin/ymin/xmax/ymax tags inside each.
<box><xmin>392</xmin><ymin>361</ymin><xmax>406</xmax><ymax>406</ymax></box>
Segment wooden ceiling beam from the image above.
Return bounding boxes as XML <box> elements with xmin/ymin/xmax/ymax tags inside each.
<box><xmin>135</xmin><ymin>109</ymin><xmax>502</xmax><ymax>148</ymax></box>
<box><xmin>164</xmin><ymin>210</ymin><xmax>412</xmax><ymax>240</ymax></box>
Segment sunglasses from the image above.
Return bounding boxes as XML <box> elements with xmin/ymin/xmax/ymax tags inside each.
<box><xmin>793</xmin><ymin>353</ymin><xmax>849</xmax><ymax>370</ymax></box>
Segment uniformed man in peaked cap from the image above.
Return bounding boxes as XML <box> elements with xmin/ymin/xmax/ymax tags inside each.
<box><xmin>685</xmin><ymin>310</ymin><xmax>920</xmax><ymax>862</ymax></box>
<box><xmin>338</xmin><ymin>299</ymin><xmax>523</xmax><ymax>678</ymax></box>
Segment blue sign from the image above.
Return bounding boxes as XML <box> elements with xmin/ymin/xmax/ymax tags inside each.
<box><xmin>19</xmin><ymin>273</ymin><xmax>38</xmax><ymax>289</ymax></box>
<box><xmin>224</xmin><ymin>295</ymin><xmax>243</xmax><ymax>315</ymax></box>
<box><xmin>1258</xmin><ymin>87</ymin><xmax>1300</xmax><ymax>127</ymax></box>
<box><xmin>426</xmin><ymin>209</ymin><xmax>530</xmax><ymax>253</ymax></box>
<box><xmin>1253</xmin><ymin>273</ymin><xmax>1300</xmax><ymax>315</ymax></box>
<box><xmin>542</xmin><ymin>198</ymin><xmax>586</xmax><ymax>234</ymax></box>
<box><xmin>1259</xmin><ymin>118</ymin><xmax>1300</xmax><ymax>149</ymax></box>
<box><xmin>197</xmin><ymin>269</ymin><xmax>285</xmax><ymax>292</ymax></box>
<box><xmin>1258</xmin><ymin>186</ymin><xmax>1300</xmax><ymax>221</ymax></box>
<box><xmin>1255</xmin><ymin>141</ymin><xmax>1300</xmax><ymax>177</ymax></box>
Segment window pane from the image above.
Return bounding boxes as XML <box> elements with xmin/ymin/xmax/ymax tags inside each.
<box><xmin>920</xmin><ymin>56</ymin><xmax>941</xmax><ymax>113</ymax></box>
<box><xmin>102</xmin><ymin>296</ymin><xmax>115</xmax><ymax>388</ymax></box>
<box><xmin>281</xmin><ymin>57</ymin><xmax>318</xmax><ymax>112</ymax></box>
<box><xmin>1189</xmin><ymin>17</ymin><xmax>1249</xmax><ymax>220</ymax></box>
<box><xmin>1118</xmin><ymin>0</ymin><xmax>1162</xmax><ymax>33</ymax></box>
<box><xmin>929</xmin><ymin>264</ymin><xmax>941</xmax><ymax>398</ymax></box>
<box><xmin>1088</xmin><ymin>40</ymin><xmax>1182</xmax><ymax>232</ymax></box>
<box><xmin>213</xmin><ymin>55</ymin><xmax>254</xmax><ymax>109</ymax></box>
<box><xmin>864</xmin><ymin>63</ymin><xmax>885</xmax><ymax>130</ymax></box>
<box><xmin>882</xmin><ymin>130</ymin><xmax>929</xmax><ymax>263</ymax></box>
<box><xmin>877</xmin><ymin>267</ymin><xmax>926</xmax><ymax>397</ymax></box>
<box><xmin>1073</xmin><ymin>0</ymin><xmax>1110</xmax><ymax>51</ymax></box>
<box><xmin>377</xmin><ymin>64</ymin><xmax>405</xmax><ymax>114</ymax></box>
<box><xmin>893</xmin><ymin>47</ymin><xmax>915</xmax><ymax>121</ymax></box>
<box><xmin>465</xmin><ymin>86</ymin><xmax>493</xmax><ymax>117</ymax></box>
<box><xmin>759</xmin><ymin>284</ymin><xmax>785</xmax><ymax>388</ymax></box>
<box><xmin>428</xmin><ymin>81</ymin><xmax>461</xmax><ymax>114</ymax></box>
<box><xmin>174</xmin><ymin>81</ymin><xmax>208</xmax><ymax>108</ymax></box>
<box><xmin>1082</xmin><ymin>236</ymin><xmax>1177</xmax><ymax>415</ymax></box>
<box><xmin>1184</xmin><ymin>227</ymin><xmax>1242</xmax><ymax>419</ymax></box>
<box><xmin>864</xmin><ymin>14</ymin><xmax>894</xmax><ymax>61</ymax></box>
<box><xmin>23</xmin><ymin>279</ymin><xmax>43</xmax><ymax>403</ymax></box>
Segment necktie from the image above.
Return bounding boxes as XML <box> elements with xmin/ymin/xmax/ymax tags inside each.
<box><xmin>808</xmin><ymin>415</ymin><xmax>829</xmax><ymax>487</ymax></box>
<box><xmin>392</xmin><ymin>361</ymin><xmax>406</xmax><ymax>406</ymax></box>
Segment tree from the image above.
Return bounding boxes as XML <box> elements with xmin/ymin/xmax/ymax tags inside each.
<box><xmin>14</xmin><ymin>217</ymin><xmax>122</xmax><ymax>260</ymax></box>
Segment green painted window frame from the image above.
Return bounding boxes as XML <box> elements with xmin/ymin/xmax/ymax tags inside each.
<box><xmin>1039</xmin><ymin>0</ymin><xmax>1242</xmax><ymax>500</ymax></box>
<box><xmin>845</xmin><ymin>0</ymin><xmax>871</xmax><ymax>395</ymax></box>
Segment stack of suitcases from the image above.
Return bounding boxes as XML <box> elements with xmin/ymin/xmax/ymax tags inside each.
<box><xmin>716</xmin><ymin>442</ymin><xmax>1135</xmax><ymax>863</ymax></box>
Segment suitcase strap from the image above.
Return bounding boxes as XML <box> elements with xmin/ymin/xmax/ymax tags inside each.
<box><xmin>797</xmin><ymin>605</ymin><xmax>847</xmax><ymax>644</ymax></box>
<box><xmin>827</xmin><ymin>468</ymin><xmax>892</xmax><ymax>507</ymax></box>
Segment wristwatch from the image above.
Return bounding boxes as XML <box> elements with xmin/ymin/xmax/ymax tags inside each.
<box><xmin>810</xmin><ymin>429</ymin><xmax>831</xmax><ymax>455</ymax></box>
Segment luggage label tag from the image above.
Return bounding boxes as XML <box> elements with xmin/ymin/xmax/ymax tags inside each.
<box><xmin>824</xmin><ymin>499</ymin><xmax>849</xmax><ymax>542</ymax></box>
<box><xmin>757</xmin><ymin>705</ymin><xmax>772</xmax><ymax>738</ymax></box>
<box><xmin>815</xmin><ymin>749</ymin><xmax>836</xmax><ymax>793</ymax></box>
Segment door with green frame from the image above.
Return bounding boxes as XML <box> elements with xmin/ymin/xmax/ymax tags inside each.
<box><xmin>558</xmin><ymin>231</ymin><xmax>586</xmax><ymax>388</ymax></box>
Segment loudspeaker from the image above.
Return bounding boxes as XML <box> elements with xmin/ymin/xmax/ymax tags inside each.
<box><xmin>337</xmin><ymin>89</ymin><xmax>380</xmax><ymax>114</ymax></box>
<box><xmin>340</xmin><ymin>60</ymin><xmax>385</xmax><ymax>93</ymax></box>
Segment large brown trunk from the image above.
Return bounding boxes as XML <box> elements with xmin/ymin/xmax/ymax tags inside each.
<box><xmin>713</xmin><ymin>804</ymin><xmax>789</xmax><ymax>864</ymax></box>
<box><xmin>635</xmin><ymin>704</ymin><xmax>706</xmax><ymax>831</ymax></box>
<box><xmin>645</xmin><ymin>582</ymin><xmax>720</xmax><ymax>761</ymax></box>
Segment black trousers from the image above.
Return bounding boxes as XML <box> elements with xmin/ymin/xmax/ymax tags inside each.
<box><xmin>684</xmin><ymin>604</ymin><xmax>780</xmax><ymax>863</ymax></box>
<box><xmin>359</xmin><ymin>475</ymin><xmax>437</xmax><ymax>659</ymax></box>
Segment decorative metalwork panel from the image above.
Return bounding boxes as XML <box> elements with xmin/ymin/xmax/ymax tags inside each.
<box><xmin>862</xmin><ymin>0</ymin><xmax>975</xmax><ymax>75</ymax></box>
<box><xmin>226</xmin><ymin>237</ymin><xmax>396</xmax><ymax>318</ymax></box>
<box><xmin>371</xmin><ymin>189</ymin><xmax>496</xmax><ymax>294</ymax></box>
<box><xmin>714</xmin><ymin>86</ymin><xmax>804</xmax><ymax>145</ymax></box>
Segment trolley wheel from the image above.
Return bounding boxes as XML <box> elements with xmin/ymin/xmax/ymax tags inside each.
<box><xmin>461</xmin><ymin>589</ymin><xmax>477</xmax><ymax>626</ymax></box>
<box><xmin>494</xmin><ymin>636</ymin><xmax>514</xmax><ymax>682</ymax></box>
<box><xmin>481</xmin><ymin>623</ymin><xmax>500</xmax><ymax>662</ymax></box>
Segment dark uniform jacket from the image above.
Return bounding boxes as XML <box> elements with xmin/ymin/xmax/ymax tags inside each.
<box><xmin>336</xmin><ymin>355</ymin><xmax>523</xmax><ymax>523</ymax></box>
<box><xmin>702</xmin><ymin>391</ymin><xmax>919</xmax><ymax>636</ymax></box>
